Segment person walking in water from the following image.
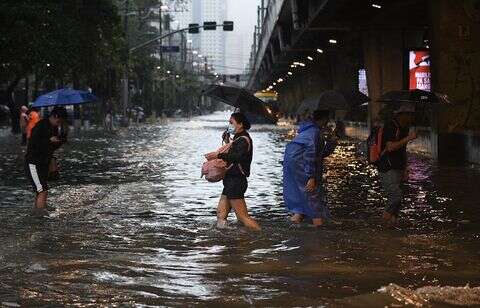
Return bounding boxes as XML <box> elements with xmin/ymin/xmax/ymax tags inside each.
<box><xmin>19</xmin><ymin>105</ymin><xmax>29</xmax><ymax>145</ymax></box>
<box><xmin>26</xmin><ymin>107</ymin><xmax>41</xmax><ymax>141</ymax></box>
<box><xmin>378</xmin><ymin>104</ymin><xmax>417</xmax><ymax>226</ymax></box>
<box><xmin>25</xmin><ymin>106</ymin><xmax>68</xmax><ymax>217</ymax></box>
<box><xmin>214</xmin><ymin>112</ymin><xmax>261</xmax><ymax>231</ymax></box>
<box><xmin>283</xmin><ymin>110</ymin><xmax>338</xmax><ymax>227</ymax></box>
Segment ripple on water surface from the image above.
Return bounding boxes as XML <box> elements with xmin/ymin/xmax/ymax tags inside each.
<box><xmin>0</xmin><ymin>112</ymin><xmax>479</xmax><ymax>306</ymax></box>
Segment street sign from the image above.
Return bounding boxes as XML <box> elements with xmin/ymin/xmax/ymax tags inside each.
<box><xmin>159</xmin><ymin>46</ymin><xmax>180</xmax><ymax>53</ymax></box>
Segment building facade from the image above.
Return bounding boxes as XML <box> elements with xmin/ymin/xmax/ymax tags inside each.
<box><xmin>191</xmin><ymin>0</ymin><xmax>227</xmax><ymax>74</ymax></box>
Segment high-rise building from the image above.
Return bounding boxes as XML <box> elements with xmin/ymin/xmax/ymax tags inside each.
<box><xmin>191</xmin><ymin>0</ymin><xmax>227</xmax><ymax>74</ymax></box>
<box><xmin>224</xmin><ymin>33</ymin><xmax>244</xmax><ymax>75</ymax></box>
<box><xmin>170</xmin><ymin>1</ymin><xmax>193</xmax><ymax>30</ymax></box>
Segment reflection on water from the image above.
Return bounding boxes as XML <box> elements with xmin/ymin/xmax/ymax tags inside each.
<box><xmin>0</xmin><ymin>112</ymin><xmax>479</xmax><ymax>306</ymax></box>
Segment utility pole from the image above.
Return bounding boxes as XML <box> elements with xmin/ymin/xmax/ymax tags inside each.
<box><xmin>167</xmin><ymin>18</ymin><xmax>172</xmax><ymax>63</ymax></box>
<box><xmin>159</xmin><ymin>2</ymin><xmax>163</xmax><ymax>63</ymax></box>
<box><xmin>257</xmin><ymin>6</ymin><xmax>261</xmax><ymax>30</ymax></box>
<box><xmin>261</xmin><ymin>0</ymin><xmax>265</xmax><ymax>22</ymax></box>
<box><xmin>253</xmin><ymin>26</ymin><xmax>258</xmax><ymax>55</ymax></box>
<box><xmin>204</xmin><ymin>56</ymin><xmax>208</xmax><ymax>110</ymax></box>
<box><xmin>181</xmin><ymin>32</ymin><xmax>186</xmax><ymax>71</ymax></box>
<box><xmin>204</xmin><ymin>56</ymin><xmax>208</xmax><ymax>76</ymax></box>
<box><xmin>159</xmin><ymin>2</ymin><xmax>165</xmax><ymax>114</ymax></box>
<box><xmin>171</xmin><ymin>75</ymin><xmax>176</xmax><ymax>110</ymax></box>
<box><xmin>122</xmin><ymin>0</ymin><xmax>129</xmax><ymax>119</ymax></box>
<box><xmin>163</xmin><ymin>74</ymin><xmax>167</xmax><ymax>113</ymax></box>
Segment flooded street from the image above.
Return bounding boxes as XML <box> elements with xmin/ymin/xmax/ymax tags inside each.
<box><xmin>0</xmin><ymin>112</ymin><xmax>479</xmax><ymax>307</ymax></box>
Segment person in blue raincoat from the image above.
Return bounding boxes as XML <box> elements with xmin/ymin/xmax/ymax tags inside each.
<box><xmin>283</xmin><ymin>110</ymin><xmax>338</xmax><ymax>226</ymax></box>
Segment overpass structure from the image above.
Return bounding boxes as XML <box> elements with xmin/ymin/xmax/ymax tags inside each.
<box><xmin>246</xmin><ymin>0</ymin><xmax>480</xmax><ymax>133</ymax></box>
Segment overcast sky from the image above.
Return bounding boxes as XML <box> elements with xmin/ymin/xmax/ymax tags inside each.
<box><xmin>226</xmin><ymin>0</ymin><xmax>259</xmax><ymax>34</ymax></box>
<box><xmin>225</xmin><ymin>0</ymin><xmax>260</xmax><ymax>73</ymax></box>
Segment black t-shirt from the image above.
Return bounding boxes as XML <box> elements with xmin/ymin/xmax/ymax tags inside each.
<box><xmin>218</xmin><ymin>131</ymin><xmax>253</xmax><ymax>177</ymax></box>
<box><xmin>25</xmin><ymin>119</ymin><xmax>63</xmax><ymax>166</ymax></box>
<box><xmin>381</xmin><ymin>120</ymin><xmax>409</xmax><ymax>171</ymax></box>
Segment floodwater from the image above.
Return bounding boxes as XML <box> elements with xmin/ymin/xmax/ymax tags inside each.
<box><xmin>0</xmin><ymin>112</ymin><xmax>479</xmax><ymax>307</ymax></box>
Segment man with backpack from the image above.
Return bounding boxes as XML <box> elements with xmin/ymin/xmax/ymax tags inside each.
<box><xmin>370</xmin><ymin>104</ymin><xmax>417</xmax><ymax>226</ymax></box>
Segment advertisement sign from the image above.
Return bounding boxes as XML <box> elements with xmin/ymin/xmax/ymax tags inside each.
<box><xmin>358</xmin><ymin>69</ymin><xmax>368</xmax><ymax>96</ymax></box>
<box><xmin>409</xmin><ymin>50</ymin><xmax>431</xmax><ymax>91</ymax></box>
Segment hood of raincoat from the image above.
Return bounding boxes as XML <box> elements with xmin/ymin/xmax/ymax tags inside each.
<box><xmin>298</xmin><ymin>121</ymin><xmax>318</xmax><ymax>134</ymax></box>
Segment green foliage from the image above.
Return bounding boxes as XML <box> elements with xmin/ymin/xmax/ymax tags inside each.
<box><xmin>0</xmin><ymin>0</ymin><xmax>123</xmax><ymax>87</ymax></box>
<box><xmin>0</xmin><ymin>0</ymin><xmax>204</xmax><ymax>116</ymax></box>
<box><xmin>115</xmin><ymin>0</ymin><xmax>204</xmax><ymax>115</ymax></box>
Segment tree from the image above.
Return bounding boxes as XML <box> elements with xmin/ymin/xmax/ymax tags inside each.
<box><xmin>0</xmin><ymin>1</ymin><xmax>123</xmax><ymax>133</ymax></box>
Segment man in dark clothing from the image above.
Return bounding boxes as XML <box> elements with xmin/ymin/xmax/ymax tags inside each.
<box><xmin>379</xmin><ymin>104</ymin><xmax>417</xmax><ymax>225</ymax></box>
<box><xmin>25</xmin><ymin>106</ymin><xmax>68</xmax><ymax>216</ymax></box>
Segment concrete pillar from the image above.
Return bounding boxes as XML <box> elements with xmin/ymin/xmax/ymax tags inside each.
<box><xmin>428</xmin><ymin>0</ymin><xmax>480</xmax><ymax>163</ymax></box>
<box><xmin>429</xmin><ymin>0</ymin><xmax>480</xmax><ymax>132</ymax></box>
<box><xmin>277</xmin><ymin>25</ymin><xmax>286</xmax><ymax>52</ymax></box>
<box><xmin>363</xmin><ymin>29</ymin><xmax>405</xmax><ymax>124</ymax></box>
<box><xmin>328</xmin><ymin>39</ymin><xmax>358</xmax><ymax>92</ymax></box>
<box><xmin>266</xmin><ymin>51</ymin><xmax>273</xmax><ymax>71</ymax></box>
<box><xmin>290</xmin><ymin>0</ymin><xmax>301</xmax><ymax>30</ymax></box>
<box><xmin>270</xmin><ymin>46</ymin><xmax>276</xmax><ymax>64</ymax></box>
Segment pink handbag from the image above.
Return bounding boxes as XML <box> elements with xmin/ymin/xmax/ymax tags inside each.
<box><xmin>201</xmin><ymin>137</ymin><xmax>250</xmax><ymax>182</ymax></box>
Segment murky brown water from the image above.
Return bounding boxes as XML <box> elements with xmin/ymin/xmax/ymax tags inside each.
<box><xmin>0</xmin><ymin>112</ymin><xmax>479</xmax><ymax>307</ymax></box>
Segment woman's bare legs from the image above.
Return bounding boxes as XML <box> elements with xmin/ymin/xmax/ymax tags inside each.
<box><xmin>216</xmin><ymin>195</ymin><xmax>231</xmax><ymax>228</ymax></box>
<box><xmin>229</xmin><ymin>198</ymin><xmax>261</xmax><ymax>231</ymax></box>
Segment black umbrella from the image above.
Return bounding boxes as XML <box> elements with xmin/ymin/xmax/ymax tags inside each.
<box><xmin>202</xmin><ymin>85</ymin><xmax>276</xmax><ymax>122</ymax></box>
<box><xmin>378</xmin><ymin>90</ymin><xmax>452</xmax><ymax>127</ymax></box>
<box><xmin>378</xmin><ymin>89</ymin><xmax>450</xmax><ymax>105</ymax></box>
<box><xmin>297</xmin><ymin>90</ymin><xmax>370</xmax><ymax>114</ymax></box>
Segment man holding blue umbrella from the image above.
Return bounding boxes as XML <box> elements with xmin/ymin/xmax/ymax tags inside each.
<box><xmin>25</xmin><ymin>106</ymin><xmax>68</xmax><ymax>217</ymax></box>
<box><xmin>32</xmin><ymin>88</ymin><xmax>98</xmax><ymax>108</ymax></box>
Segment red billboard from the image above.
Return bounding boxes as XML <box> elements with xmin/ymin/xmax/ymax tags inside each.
<box><xmin>409</xmin><ymin>50</ymin><xmax>431</xmax><ymax>91</ymax></box>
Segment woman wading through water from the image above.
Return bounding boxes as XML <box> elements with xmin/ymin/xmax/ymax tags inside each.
<box><xmin>213</xmin><ymin>112</ymin><xmax>261</xmax><ymax>231</ymax></box>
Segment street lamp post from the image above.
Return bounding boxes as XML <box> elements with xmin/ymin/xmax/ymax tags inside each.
<box><xmin>159</xmin><ymin>2</ymin><xmax>163</xmax><ymax>117</ymax></box>
<box><xmin>122</xmin><ymin>0</ymin><xmax>129</xmax><ymax>120</ymax></box>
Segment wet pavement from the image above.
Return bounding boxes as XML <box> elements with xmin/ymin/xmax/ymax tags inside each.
<box><xmin>0</xmin><ymin>112</ymin><xmax>479</xmax><ymax>307</ymax></box>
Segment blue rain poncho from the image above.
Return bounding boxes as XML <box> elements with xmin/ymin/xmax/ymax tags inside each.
<box><xmin>283</xmin><ymin>121</ymin><xmax>337</xmax><ymax>220</ymax></box>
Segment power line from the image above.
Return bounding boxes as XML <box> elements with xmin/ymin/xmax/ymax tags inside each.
<box><xmin>158</xmin><ymin>58</ymin><xmax>251</xmax><ymax>71</ymax></box>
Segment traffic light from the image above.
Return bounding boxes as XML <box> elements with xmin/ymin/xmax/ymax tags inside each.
<box><xmin>223</xmin><ymin>21</ymin><xmax>234</xmax><ymax>31</ymax></box>
<box><xmin>203</xmin><ymin>21</ymin><xmax>217</xmax><ymax>30</ymax></box>
<box><xmin>188</xmin><ymin>23</ymin><xmax>199</xmax><ymax>34</ymax></box>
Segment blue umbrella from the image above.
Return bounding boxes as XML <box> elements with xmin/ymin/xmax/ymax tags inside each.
<box><xmin>33</xmin><ymin>88</ymin><xmax>98</xmax><ymax>108</ymax></box>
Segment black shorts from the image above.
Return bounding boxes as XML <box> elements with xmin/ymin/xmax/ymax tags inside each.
<box><xmin>222</xmin><ymin>175</ymin><xmax>248</xmax><ymax>200</ymax></box>
<box><xmin>25</xmin><ymin>163</ymin><xmax>49</xmax><ymax>193</ymax></box>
